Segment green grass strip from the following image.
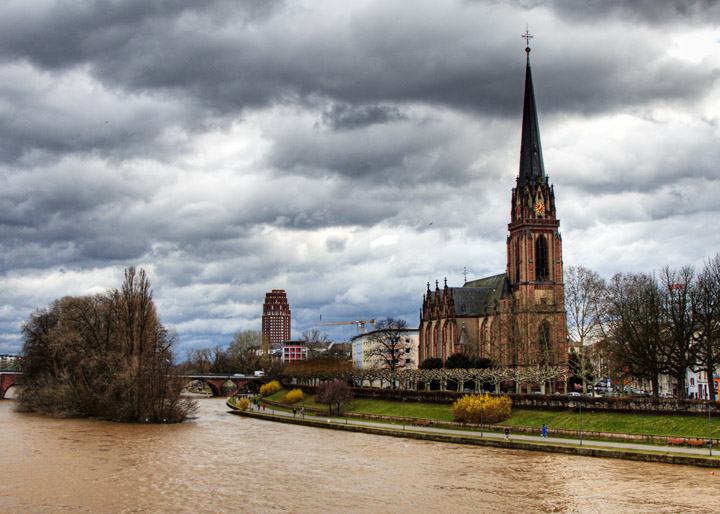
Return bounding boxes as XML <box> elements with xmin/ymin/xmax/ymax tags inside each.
<box><xmin>263</xmin><ymin>389</ymin><xmax>720</xmax><ymax>438</ymax></box>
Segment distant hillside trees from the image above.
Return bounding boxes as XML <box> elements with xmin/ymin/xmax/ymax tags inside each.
<box><xmin>18</xmin><ymin>268</ymin><xmax>195</xmax><ymax>423</ymax></box>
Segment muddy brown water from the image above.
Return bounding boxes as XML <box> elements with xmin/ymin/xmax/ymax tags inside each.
<box><xmin>1</xmin><ymin>398</ymin><xmax>718</xmax><ymax>513</ymax></box>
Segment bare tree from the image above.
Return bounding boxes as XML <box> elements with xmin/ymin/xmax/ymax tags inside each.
<box><xmin>603</xmin><ymin>272</ymin><xmax>664</xmax><ymax>397</ymax></box>
<box><xmin>659</xmin><ymin>265</ymin><xmax>698</xmax><ymax>399</ymax></box>
<box><xmin>565</xmin><ymin>266</ymin><xmax>606</xmax><ymax>393</ymax></box>
<box><xmin>301</xmin><ymin>329</ymin><xmax>330</xmax><ymax>358</ymax></box>
<box><xmin>695</xmin><ymin>254</ymin><xmax>720</xmax><ymax>400</ymax></box>
<box><xmin>366</xmin><ymin>318</ymin><xmax>412</xmax><ymax>378</ymax></box>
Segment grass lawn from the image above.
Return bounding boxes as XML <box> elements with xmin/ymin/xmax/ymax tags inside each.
<box><xmin>263</xmin><ymin>389</ymin><xmax>720</xmax><ymax>439</ymax></box>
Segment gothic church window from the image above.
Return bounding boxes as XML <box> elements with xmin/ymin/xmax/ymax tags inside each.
<box><xmin>535</xmin><ymin>235</ymin><xmax>549</xmax><ymax>280</ymax></box>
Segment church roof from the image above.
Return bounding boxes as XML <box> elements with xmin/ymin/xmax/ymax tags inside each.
<box><xmin>445</xmin><ymin>273</ymin><xmax>509</xmax><ymax>316</ymax></box>
<box><xmin>518</xmin><ymin>45</ymin><xmax>545</xmax><ymax>187</ymax></box>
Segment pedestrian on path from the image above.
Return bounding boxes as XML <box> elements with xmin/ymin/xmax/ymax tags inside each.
<box><xmin>542</xmin><ymin>424</ymin><xmax>548</xmax><ymax>438</ymax></box>
<box><xmin>301</xmin><ymin>406</ymin><xmax>304</xmax><ymax>418</ymax></box>
<box><xmin>293</xmin><ymin>407</ymin><xmax>296</xmax><ymax>417</ymax></box>
<box><xmin>263</xmin><ymin>403</ymin><xmax>266</xmax><ymax>411</ymax></box>
<box><xmin>505</xmin><ymin>428</ymin><xmax>510</xmax><ymax>440</ymax></box>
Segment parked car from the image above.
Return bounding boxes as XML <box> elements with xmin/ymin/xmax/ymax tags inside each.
<box><xmin>567</xmin><ymin>392</ymin><xmax>581</xmax><ymax>397</ymax></box>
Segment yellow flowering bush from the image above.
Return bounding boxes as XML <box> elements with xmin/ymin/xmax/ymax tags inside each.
<box><xmin>282</xmin><ymin>388</ymin><xmax>304</xmax><ymax>404</ymax></box>
<box><xmin>259</xmin><ymin>380</ymin><xmax>281</xmax><ymax>397</ymax></box>
<box><xmin>451</xmin><ymin>393</ymin><xmax>512</xmax><ymax>424</ymax></box>
<box><xmin>235</xmin><ymin>398</ymin><xmax>249</xmax><ymax>411</ymax></box>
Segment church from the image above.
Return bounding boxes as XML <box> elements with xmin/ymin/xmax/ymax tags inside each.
<box><xmin>419</xmin><ymin>40</ymin><xmax>568</xmax><ymax>372</ymax></box>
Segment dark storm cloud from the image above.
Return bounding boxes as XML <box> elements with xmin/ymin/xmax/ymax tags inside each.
<box><xmin>322</xmin><ymin>103</ymin><xmax>408</xmax><ymax>130</ymax></box>
<box><xmin>0</xmin><ymin>0</ymin><xmax>284</xmax><ymax>69</ymax></box>
<box><xmin>0</xmin><ymin>0</ymin><xmax>712</xmax><ymax>160</ymax></box>
<box><xmin>548</xmin><ymin>0</ymin><xmax>720</xmax><ymax>25</ymax></box>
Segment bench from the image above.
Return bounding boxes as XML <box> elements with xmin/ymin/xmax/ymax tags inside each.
<box><xmin>687</xmin><ymin>440</ymin><xmax>706</xmax><ymax>447</ymax></box>
<box><xmin>668</xmin><ymin>438</ymin><xmax>685</xmax><ymax>446</ymax></box>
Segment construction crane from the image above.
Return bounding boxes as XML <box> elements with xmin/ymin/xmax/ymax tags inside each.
<box><xmin>315</xmin><ymin>316</ymin><xmax>376</xmax><ymax>334</ymax></box>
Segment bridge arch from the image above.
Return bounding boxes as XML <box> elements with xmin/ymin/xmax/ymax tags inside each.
<box><xmin>0</xmin><ymin>372</ymin><xmax>22</xmax><ymax>399</ymax></box>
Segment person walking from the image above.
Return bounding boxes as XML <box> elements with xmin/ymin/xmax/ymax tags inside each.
<box><xmin>505</xmin><ymin>427</ymin><xmax>510</xmax><ymax>440</ymax></box>
<box><xmin>293</xmin><ymin>407</ymin><xmax>296</xmax><ymax>417</ymax></box>
<box><xmin>542</xmin><ymin>424</ymin><xmax>548</xmax><ymax>438</ymax></box>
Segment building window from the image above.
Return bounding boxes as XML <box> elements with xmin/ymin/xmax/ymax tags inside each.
<box><xmin>535</xmin><ymin>236</ymin><xmax>549</xmax><ymax>281</ymax></box>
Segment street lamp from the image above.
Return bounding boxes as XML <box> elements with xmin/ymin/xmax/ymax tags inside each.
<box><xmin>402</xmin><ymin>396</ymin><xmax>406</xmax><ymax>431</ymax></box>
<box><xmin>480</xmin><ymin>399</ymin><xmax>486</xmax><ymax>438</ymax></box>
<box><xmin>709</xmin><ymin>402</ymin><xmax>713</xmax><ymax>457</ymax></box>
<box><xmin>579</xmin><ymin>401</ymin><xmax>583</xmax><ymax>446</ymax></box>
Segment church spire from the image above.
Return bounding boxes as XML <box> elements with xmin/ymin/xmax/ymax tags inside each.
<box><xmin>518</xmin><ymin>29</ymin><xmax>545</xmax><ymax>186</ymax></box>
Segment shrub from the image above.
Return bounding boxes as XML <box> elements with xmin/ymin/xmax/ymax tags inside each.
<box><xmin>259</xmin><ymin>380</ymin><xmax>281</xmax><ymax>397</ymax></box>
<box><xmin>235</xmin><ymin>398</ymin><xmax>249</xmax><ymax>411</ymax></box>
<box><xmin>282</xmin><ymin>388</ymin><xmax>304</xmax><ymax>404</ymax></box>
<box><xmin>451</xmin><ymin>393</ymin><xmax>512</xmax><ymax>424</ymax></box>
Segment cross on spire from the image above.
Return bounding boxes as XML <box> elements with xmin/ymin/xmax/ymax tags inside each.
<box><xmin>522</xmin><ymin>26</ymin><xmax>533</xmax><ymax>49</ymax></box>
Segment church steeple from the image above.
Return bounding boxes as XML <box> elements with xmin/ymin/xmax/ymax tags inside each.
<box><xmin>518</xmin><ymin>35</ymin><xmax>545</xmax><ymax>187</ymax></box>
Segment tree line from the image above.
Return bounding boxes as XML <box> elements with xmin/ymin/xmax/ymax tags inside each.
<box><xmin>566</xmin><ymin>254</ymin><xmax>720</xmax><ymax>399</ymax></box>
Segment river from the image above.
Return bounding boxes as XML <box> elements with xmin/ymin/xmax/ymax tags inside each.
<box><xmin>1</xmin><ymin>398</ymin><xmax>719</xmax><ymax>513</ymax></box>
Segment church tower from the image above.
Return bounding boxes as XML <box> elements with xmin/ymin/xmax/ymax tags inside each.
<box><xmin>505</xmin><ymin>37</ymin><xmax>567</xmax><ymax>367</ymax></box>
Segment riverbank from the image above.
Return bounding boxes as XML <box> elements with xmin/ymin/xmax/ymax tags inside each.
<box><xmin>249</xmin><ymin>392</ymin><xmax>720</xmax><ymax>447</ymax></box>
<box><xmin>232</xmin><ymin>408</ymin><xmax>720</xmax><ymax>468</ymax></box>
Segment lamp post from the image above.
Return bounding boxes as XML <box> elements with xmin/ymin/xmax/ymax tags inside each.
<box><xmin>709</xmin><ymin>401</ymin><xmax>713</xmax><ymax>457</ymax></box>
<box><xmin>480</xmin><ymin>399</ymin><xmax>486</xmax><ymax>438</ymax></box>
<box><xmin>402</xmin><ymin>396</ymin><xmax>406</xmax><ymax>431</ymax></box>
<box><xmin>579</xmin><ymin>401</ymin><xmax>583</xmax><ymax>446</ymax></box>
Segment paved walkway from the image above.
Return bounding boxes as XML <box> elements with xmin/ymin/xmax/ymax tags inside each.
<box><xmin>246</xmin><ymin>403</ymin><xmax>716</xmax><ymax>458</ymax></box>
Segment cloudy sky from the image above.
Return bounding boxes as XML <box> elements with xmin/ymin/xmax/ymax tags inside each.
<box><xmin>1</xmin><ymin>0</ymin><xmax>719</xmax><ymax>356</ymax></box>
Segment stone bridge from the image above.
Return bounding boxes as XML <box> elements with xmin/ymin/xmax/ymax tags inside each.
<box><xmin>0</xmin><ymin>372</ymin><xmax>269</xmax><ymax>399</ymax></box>
<box><xmin>0</xmin><ymin>372</ymin><xmax>22</xmax><ymax>399</ymax></box>
<box><xmin>179</xmin><ymin>374</ymin><xmax>269</xmax><ymax>397</ymax></box>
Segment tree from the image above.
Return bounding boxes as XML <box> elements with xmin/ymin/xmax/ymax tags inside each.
<box><xmin>659</xmin><ymin>265</ymin><xmax>698</xmax><ymax>399</ymax></box>
<box><xmin>18</xmin><ymin>267</ymin><xmax>195</xmax><ymax>422</ymax></box>
<box><xmin>301</xmin><ymin>329</ymin><xmax>331</xmax><ymax>358</ymax></box>
<box><xmin>565</xmin><ymin>266</ymin><xmax>606</xmax><ymax>393</ymax></box>
<box><xmin>419</xmin><ymin>357</ymin><xmax>443</xmax><ymax>370</ymax></box>
<box><xmin>695</xmin><ymin>254</ymin><xmax>720</xmax><ymax>400</ymax></box>
<box><xmin>227</xmin><ymin>329</ymin><xmax>263</xmax><ymax>373</ymax></box>
<box><xmin>444</xmin><ymin>352</ymin><xmax>472</xmax><ymax>370</ymax></box>
<box><xmin>365</xmin><ymin>318</ymin><xmax>412</xmax><ymax>377</ymax></box>
<box><xmin>314</xmin><ymin>379</ymin><xmax>354</xmax><ymax>415</ymax></box>
<box><xmin>603</xmin><ymin>272</ymin><xmax>664</xmax><ymax>397</ymax></box>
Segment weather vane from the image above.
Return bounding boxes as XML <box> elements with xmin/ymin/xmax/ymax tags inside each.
<box><xmin>522</xmin><ymin>25</ymin><xmax>533</xmax><ymax>48</ymax></box>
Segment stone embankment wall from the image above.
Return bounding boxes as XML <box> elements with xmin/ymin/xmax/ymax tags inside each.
<box><xmin>234</xmin><ymin>410</ymin><xmax>720</xmax><ymax>469</ymax></box>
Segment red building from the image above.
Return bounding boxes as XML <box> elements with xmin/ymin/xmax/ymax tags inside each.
<box><xmin>262</xmin><ymin>289</ymin><xmax>291</xmax><ymax>344</ymax></box>
<box><xmin>282</xmin><ymin>341</ymin><xmax>307</xmax><ymax>363</ymax></box>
